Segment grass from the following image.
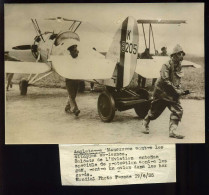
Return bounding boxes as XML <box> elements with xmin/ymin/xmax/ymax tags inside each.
<box><xmin>181</xmin><ymin>55</ymin><xmax>204</xmax><ymax>99</ymax></box>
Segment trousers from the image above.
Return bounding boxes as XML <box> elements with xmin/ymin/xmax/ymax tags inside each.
<box><xmin>147</xmin><ymin>99</ymin><xmax>183</xmax><ymax>121</ymax></box>
<box><xmin>6</xmin><ymin>73</ymin><xmax>14</xmax><ymax>90</ymax></box>
<box><xmin>66</xmin><ymin>79</ymin><xmax>80</xmax><ymax>111</ymax></box>
<box><xmin>144</xmin><ymin>99</ymin><xmax>183</xmax><ymax>134</ymax></box>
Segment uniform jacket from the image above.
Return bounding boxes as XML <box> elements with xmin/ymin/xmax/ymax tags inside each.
<box><xmin>153</xmin><ymin>59</ymin><xmax>184</xmax><ymax>102</ymax></box>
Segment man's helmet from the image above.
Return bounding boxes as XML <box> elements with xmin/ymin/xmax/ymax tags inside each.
<box><xmin>171</xmin><ymin>44</ymin><xmax>185</xmax><ymax>56</ymax></box>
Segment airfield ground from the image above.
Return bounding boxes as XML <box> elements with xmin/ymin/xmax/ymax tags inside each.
<box><xmin>5</xmin><ymin>85</ymin><xmax>205</xmax><ymax>144</ymax></box>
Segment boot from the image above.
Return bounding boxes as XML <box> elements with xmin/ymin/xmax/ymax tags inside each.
<box><xmin>70</xmin><ymin>100</ymin><xmax>80</xmax><ymax>116</ymax></box>
<box><xmin>73</xmin><ymin>109</ymin><xmax>80</xmax><ymax>116</ymax></box>
<box><xmin>65</xmin><ymin>104</ymin><xmax>72</xmax><ymax>114</ymax></box>
<box><xmin>10</xmin><ymin>82</ymin><xmax>13</xmax><ymax>88</ymax></box>
<box><xmin>142</xmin><ymin>116</ymin><xmax>150</xmax><ymax>134</ymax></box>
<box><xmin>169</xmin><ymin>119</ymin><xmax>185</xmax><ymax>139</ymax></box>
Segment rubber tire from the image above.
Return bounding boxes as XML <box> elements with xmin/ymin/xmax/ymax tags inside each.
<box><xmin>134</xmin><ymin>88</ymin><xmax>150</xmax><ymax>118</ymax></box>
<box><xmin>19</xmin><ymin>79</ymin><xmax>28</xmax><ymax>95</ymax></box>
<box><xmin>97</xmin><ymin>91</ymin><xmax>115</xmax><ymax>122</ymax></box>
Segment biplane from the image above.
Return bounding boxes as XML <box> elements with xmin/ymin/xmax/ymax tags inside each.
<box><xmin>5</xmin><ymin>16</ymin><xmax>201</xmax><ymax>122</ymax></box>
<box><xmin>135</xmin><ymin>19</ymin><xmax>201</xmax><ymax>79</ymax></box>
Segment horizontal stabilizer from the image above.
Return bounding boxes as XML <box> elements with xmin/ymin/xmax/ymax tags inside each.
<box><xmin>5</xmin><ymin>61</ymin><xmax>51</xmax><ymax>74</ymax></box>
<box><xmin>50</xmin><ymin>54</ymin><xmax>116</xmax><ymax>80</ymax></box>
<box><xmin>135</xmin><ymin>56</ymin><xmax>201</xmax><ymax>78</ymax></box>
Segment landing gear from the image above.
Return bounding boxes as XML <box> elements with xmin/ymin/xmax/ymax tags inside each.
<box><xmin>97</xmin><ymin>87</ymin><xmax>151</xmax><ymax>122</ymax></box>
<box><xmin>19</xmin><ymin>78</ymin><xmax>28</xmax><ymax>95</ymax></box>
<box><xmin>97</xmin><ymin>91</ymin><xmax>115</xmax><ymax>122</ymax></box>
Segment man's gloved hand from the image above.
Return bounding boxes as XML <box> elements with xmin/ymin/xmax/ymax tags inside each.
<box><xmin>183</xmin><ymin>90</ymin><xmax>190</xmax><ymax>95</ymax></box>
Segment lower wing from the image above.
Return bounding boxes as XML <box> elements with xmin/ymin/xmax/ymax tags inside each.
<box><xmin>5</xmin><ymin>61</ymin><xmax>52</xmax><ymax>74</ymax></box>
<box><xmin>49</xmin><ymin>49</ymin><xmax>116</xmax><ymax>80</ymax></box>
<box><xmin>50</xmin><ymin>56</ymin><xmax>116</xmax><ymax>80</ymax></box>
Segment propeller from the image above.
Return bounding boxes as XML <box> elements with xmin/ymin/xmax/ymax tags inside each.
<box><xmin>12</xmin><ymin>45</ymin><xmax>32</xmax><ymax>50</ymax></box>
<box><xmin>12</xmin><ymin>44</ymin><xmax>38</xmax><ymax>59</ymax></box>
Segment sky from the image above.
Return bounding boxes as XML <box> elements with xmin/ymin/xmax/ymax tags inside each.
<box><xmin>4</xmin><ymin>3</ymin><xmax>204</xmax><ymax>56</ymax></box>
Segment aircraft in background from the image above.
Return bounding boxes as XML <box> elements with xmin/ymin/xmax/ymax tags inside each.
<box><xmin>5</xmin><ymin>16</ymin><xmax>201</xmax><ymax>122</ymax></box>
<box><xmin>135</xmin><ymin>19</ymin><xmax>201</xmax><ymax>79</ymax></box>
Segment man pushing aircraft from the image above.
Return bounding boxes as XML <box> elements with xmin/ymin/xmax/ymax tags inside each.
<box><xmin>142</xmin><ymin>44</ymin><xmax>190</xmax><ymax>139</ymax></box>
<box><xmin>52</xmin><ymin>38</ymin><xmax>81</xmax><ymax>116</ymax></box>
<box><xmin>64</xmin><ymin>43</ymin><xmax>81</xmax><ymax>116</ymax></box>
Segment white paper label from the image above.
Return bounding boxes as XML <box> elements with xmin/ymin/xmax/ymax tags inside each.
<box><xmin>59</xmin><ymin>144</ymin><xmax>176</xmax><ymax>186</ymax></box>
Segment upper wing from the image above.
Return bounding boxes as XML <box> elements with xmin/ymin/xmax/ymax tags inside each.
<box><xmin>50</xmin><ymin>47</ymin><xmax>116</xmax><ymax>80</ymax></box>
<box><xmin>135</xmin><ymin>56</ymin><xmax>201</xmax><ymax>78</ymax></box>
<box><xmin>137</xmin><ymin>19</ymin><xmax>186</xmax><ymax>24</ymax></box>
<box><xmin>5</xmin><ymin>61</ymin><xmax>51</xmax><ymax>74</ymax></box>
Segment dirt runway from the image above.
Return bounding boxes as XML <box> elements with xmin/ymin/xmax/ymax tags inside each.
<box><xmin>5</xmin><ymin>85</ymin><xmax>205</xmax><ymax>144</ymax></box>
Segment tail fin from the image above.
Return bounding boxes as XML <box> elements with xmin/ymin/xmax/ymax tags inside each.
<box><xmin>106</xmin><ymin>16</ymin><xmax>139</xmax><ymax>88</ymax></box>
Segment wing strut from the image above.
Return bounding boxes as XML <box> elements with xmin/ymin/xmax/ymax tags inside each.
<box><xmin>31</xmin><ymin>19</ymin><xmax>39</xmax><ymax>36</ymax></box>
<box><xmin>150</xmin><ymin>24</ymin><xmax>157</xmax><ymax>54</ymax></box>
<box><xmin>149</xmin><ymin>24</ymin><xmax>151</xmax><ymax>50</ymax></box>
<box><xmin>31</xmin><ymin>19</ymin><xmax>45</xmax><ymax>42</ymax></box>
<box><xmin>142</xmin><ymin>23</ymin><xmax>147</xmax><ymax>49</ymax></box>
<box><xmin>69</xmin><ymin>21</ymin><xmax>82</xmax><ymax>32</ymax></box>
<box><xmin>35</xmin><ymin>19</ymin><xmax>45</xmax><ymax>42</ymax></box>
<box><xmin>141</xmin><ymin>23</ymin><xmax>157</xmax><ymax>54</ymax></box>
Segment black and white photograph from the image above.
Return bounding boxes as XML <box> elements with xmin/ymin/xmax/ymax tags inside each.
<box><xmin>5</xmin><ymin>3</ymin><xmax>204</xmax><ymax>144</ymax></box>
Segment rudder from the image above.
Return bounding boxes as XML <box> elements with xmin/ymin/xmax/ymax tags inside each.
<box><xmin>106</xmin><ymin>16</ymin><xmax>139</xmax><ymax>88</ymax></box>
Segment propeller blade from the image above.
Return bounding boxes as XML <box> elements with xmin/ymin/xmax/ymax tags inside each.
<box><xmin>12</xmin><ymin>45</ymin><xmax>32</xmax><ymax>50</ymax></box>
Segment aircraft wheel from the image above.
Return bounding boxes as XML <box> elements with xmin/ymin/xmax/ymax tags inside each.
<box><xmin>19</xmin><ymin>78</ymin><xmax>28</xmax><ymax>95</ymax></box>
<box><xmin>97</xmin><ymin>91</ymin><xmax>115</xmax><ymax>122</ymax></box>
<box><xmin>134</xmin><ymin>88</ymin><xmax>150</xmax><ymax>118</ymax></box>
